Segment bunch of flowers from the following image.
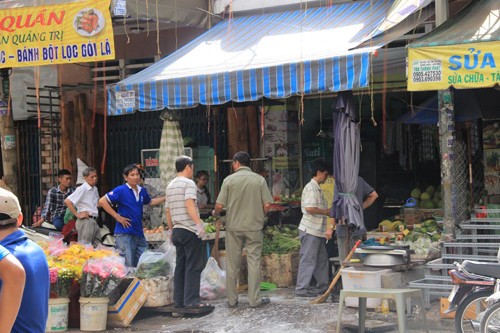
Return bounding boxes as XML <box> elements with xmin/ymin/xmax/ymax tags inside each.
<box><xmin>80</xmin><ymin>256</ymin><xmax>128</xmax><ymax>298</ymax></box>
<box><xmin>49</xmin><ymin>266</ymin><xmax>78</xmax><ymax>299</ymax></box>
<box><xmin>42</xmin><ymin>241</ymin><xmax>119</xmax><ymax>280</ymax></box>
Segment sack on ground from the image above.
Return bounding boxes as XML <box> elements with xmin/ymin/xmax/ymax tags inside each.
<box><xmin>200</xmin><ymin>257</ymin><xmax>226</xmax><ymax>300</ymax></box>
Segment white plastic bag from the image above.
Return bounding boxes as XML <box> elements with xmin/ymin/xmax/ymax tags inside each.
<box><xmin>200</xmin><ymin>257</ymin><xmax>226</xmax><ymax>300</ymax></box>
<box><xmin>136</xmin><ymin>251</ymin><xmax>170</xmax><ymax>279</ymax></box>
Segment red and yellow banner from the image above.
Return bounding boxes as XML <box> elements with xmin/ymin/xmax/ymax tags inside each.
<box><xmin>0</xmin><ymin>0</ymin><xmax>115</xmax><ymax>68</ymax></box>
<box><xmin>408</xmin><ymin>42</ymin><xmax>500</xmax><ymax>91</ymax></box>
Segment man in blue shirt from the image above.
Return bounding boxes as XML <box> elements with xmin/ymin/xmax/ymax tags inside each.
<box><xmin>99</xmin><ymin>164</ymin><xmax>165</xmax><ymax>267</ymax></box>
<box><xmin>0</xmin><ymin>188</ymin><xmax>50</xmax><ymax>333</ymax></box>
<box><xmin>0</xmin><ymin>244</ymin><xmax>25</xmax><ymax>333</ymax></box>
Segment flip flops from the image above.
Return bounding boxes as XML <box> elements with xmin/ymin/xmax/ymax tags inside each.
<box><xmin>184</xmin><ymin>302</ymin><xmax>213</xmax><ymax>310</ymax></box>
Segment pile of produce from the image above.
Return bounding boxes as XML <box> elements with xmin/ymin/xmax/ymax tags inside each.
<box><xmin>203</xmin><ymin>215</ymin><xmax>224</xmax><ymax>233</ymax></box>
<box><xmin>409</xmin><ymin>185</ymin><xmax>443</xmax><ymax>209</ymax></box>
<box><xmin>262</xmin><ymin>225</ymin><xmax>300</xmax><ymax>255</ymax></box>
<box><xmin>143</xmin><ymin>225</ymin><xmax>166</xmax><ymax>235</ymax></box>
<box><xmin>377</xmin><ymin>218</ymin><xmax>442</xmax><ymax>256</ymax></box>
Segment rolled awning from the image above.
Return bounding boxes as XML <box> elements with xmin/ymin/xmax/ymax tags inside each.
<box><xmin>108</xmin><ymin>0</ymin><xmax>432</xmax><ymax>115</ymax></box>
<box><xmin>408</xmin><ymin>0</ymin><xmax>500</xmax><ymax>91</ymax></box>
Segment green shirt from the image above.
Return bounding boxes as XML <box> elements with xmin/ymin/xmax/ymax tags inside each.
<box><xmin>216</xmin><ymin>166</ymin><xmax>273</xmax><ymax>232</ymax></box>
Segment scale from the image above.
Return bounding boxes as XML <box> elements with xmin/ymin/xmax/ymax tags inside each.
<box><xmin>355</xmin><ymin>245</ymin><xmax>414</xmax><ymax>267</ymax></box>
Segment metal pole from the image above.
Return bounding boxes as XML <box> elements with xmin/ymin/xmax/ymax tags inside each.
<box><xmin>438</xmin><ymin>89</ymin><xmax>455</xmax><ymax>239</ymax></box>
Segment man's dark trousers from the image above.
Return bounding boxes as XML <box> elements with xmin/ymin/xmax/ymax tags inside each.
<box><xmin>172</xmin><ymin>228</ymin><xmax>203</xmax><ymax>307</ymax></box>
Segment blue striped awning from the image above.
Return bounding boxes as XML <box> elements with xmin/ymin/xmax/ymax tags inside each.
<box><xmin>108</xmin><ymin>0</ymin><xmax>432</xmax><ymax>115</ymax></box>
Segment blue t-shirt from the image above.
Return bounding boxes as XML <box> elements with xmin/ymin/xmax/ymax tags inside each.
<box><xmin>0</xmin><ymin>244</ymin><xmax>9</xmax><ymax>261</ymax></box>
<box><xmin>0</xmin><ymin>229</ymin><xmax>49</xmax><ymax>333</ymax></box>
<box><xmin>106</xmin><ymin>184</ymin><xmax>151</xmax><ymax>236</ymax></box>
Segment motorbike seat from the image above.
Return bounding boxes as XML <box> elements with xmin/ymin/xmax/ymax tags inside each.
<box><xmin>462</xmin><ymin>260</ymin><xmax>500</xmax><ymax>279</ymax></box>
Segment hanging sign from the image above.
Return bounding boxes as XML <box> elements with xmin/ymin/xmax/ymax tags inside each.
<box><xmin>408</xmin><ymin>42</ymin><xmax>499</xmax><ymax>91</ymax></box>
<box><xmin>0</xmin><ymin>0</ymin><xmax>115</xmax><ymax>68</ymax></box>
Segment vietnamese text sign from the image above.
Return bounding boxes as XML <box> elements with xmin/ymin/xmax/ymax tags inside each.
<box><xmin>0</xmin><ymin>0</ymin><xmax>115</xmax><ymax>68</ymax></box>
<box><xmin>408</xmin><ymin>42</ymin><xmax>499</xmax><ymax>91</ymax></box>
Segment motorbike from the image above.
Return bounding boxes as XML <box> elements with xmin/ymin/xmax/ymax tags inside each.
<box><xmin>447</xmin><ymin>260</ymin><xmax>500</xmax><ymax>333</ymax></box>
<box><xmin>480</xmin><ymin>280</ymin><xmax>500</xmax><ymax>333</ymax></box>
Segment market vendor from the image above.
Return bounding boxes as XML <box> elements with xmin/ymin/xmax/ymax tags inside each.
<box><xmin>295</xmin><ymin>159</ymin><xmax>332</xmax><ymax>297</ymax></box>
<box><xmin>99</xmin><ymin>164</ymin><xmax>165</xmax><ymax>267</ymax></box>
<box><xmin>195</xmin><ymin>170</ymin><xmax>212</xmax><ymax>209</ymax></box>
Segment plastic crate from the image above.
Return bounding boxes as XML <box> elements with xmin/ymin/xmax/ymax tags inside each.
<box><xmin>340</xmin><ymin>267</ymin><xmax>392</xmax><ymax>308</ymax></box>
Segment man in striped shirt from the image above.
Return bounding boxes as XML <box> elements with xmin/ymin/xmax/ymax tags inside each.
<box><xmin>295</xmin><ymin>159</ymin><xmax>332</xmax><ymax>297</ymax></box>
<box><xmin>165</xmin><ymin>156</ymin><xmax>210</xmax><ymax>311</ymax></box>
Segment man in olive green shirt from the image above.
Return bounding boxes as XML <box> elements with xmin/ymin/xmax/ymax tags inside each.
<box><xmin>213</xmin><ymin>151</ymin><xmax>273</xmax><ymax>308</ymax></box>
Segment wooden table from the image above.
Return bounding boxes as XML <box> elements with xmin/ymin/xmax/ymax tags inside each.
<box><xmin>336</xmin><ymin>288</ymin><xmax>426</xmax><ymax>333</ymax></box>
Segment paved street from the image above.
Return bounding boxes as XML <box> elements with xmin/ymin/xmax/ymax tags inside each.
<box><xmin>68</xmin><ymin>288</ymin><xmax>455</xmax><ymax>332</ymax></box>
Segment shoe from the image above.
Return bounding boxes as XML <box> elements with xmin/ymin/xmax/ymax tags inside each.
<box><xmin>227</xmin><ymin>301</ymin><xmax>238</xmax><ymax>308</ymax></box>
<box><xmin>250</xmin><ymin>297</ymin><xmax>270</xmax><ymax>308</ymax></box>
<box><xmin>171</xmin><ymin>312</ymin><xmax>184</xmax><ymax>318</ymax></box>
<box><xmin>295</xmin><ymin>289</ymin><xmax>317</xmax><ymax>297</ymax></box>
<box><xmin>311</xmin><ymin>285</ymin><xmax>328</xmax><ymax>294</ymax></box>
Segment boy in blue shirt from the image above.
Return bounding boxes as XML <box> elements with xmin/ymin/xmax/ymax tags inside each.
<box><xmin>0</xmin><ymin>188</ymin><xmax>49</xmax><ymax>333</ymax></box>
<box><xmin>99</xmin><ymin>164</ymin><xmax>165</xmax><ymax>267</ymax></box>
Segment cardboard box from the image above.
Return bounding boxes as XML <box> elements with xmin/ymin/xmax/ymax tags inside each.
<box><xmin>440</xmin><ymin>297</ymin><xmax>482</xmax><ymax>320</ymax></box>
<box><xmin>107</xmin><ymin>278</ymin><xmax>147</xmax><ymax>327</ymax></box>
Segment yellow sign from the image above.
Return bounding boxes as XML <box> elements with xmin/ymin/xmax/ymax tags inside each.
<box><xmin>408</xmin><ymin>42</ymin><xmax>500</xmax><ymax>91</ymax></box>
<box><xmin>0</xmin><ymin>0</ymin><xmax>115</xmax><ymax>68</ymax></box>
<box><xmin>320</xmin><ymin>176</ymin><xmax>335</xmax><ymax>208</ymax></box>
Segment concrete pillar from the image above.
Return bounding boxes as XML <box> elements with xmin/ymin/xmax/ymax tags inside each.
<box><xmin>438</xmin><ymin>89</ymin><xmax>455</xmax><ymax>239</ymax></box>
<box><xmin>435</xmin><ymin>0</ymin><xmax>449</xmax><ymax>27</ymax></box>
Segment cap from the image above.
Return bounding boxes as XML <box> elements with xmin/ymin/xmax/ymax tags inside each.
<box><xmin>0</xmin><ymin>188</ymin><xmax>21</xmax><ymax>225</ymax></box>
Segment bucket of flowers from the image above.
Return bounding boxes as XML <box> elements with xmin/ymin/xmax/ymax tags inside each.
<box><xmin>79</xmin><ymin>256</ymin><xmax>128</xmax><ymax>331</ymax></box>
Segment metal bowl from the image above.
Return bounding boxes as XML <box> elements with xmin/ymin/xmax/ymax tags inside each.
<box><xmin>362</xmin><ymin>253</ymin><xmax>406</xmax><ymax>267</ymax></box>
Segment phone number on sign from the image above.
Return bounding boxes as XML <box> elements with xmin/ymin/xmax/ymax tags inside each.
<box><xmin>412</xmin><ymin>70</ymin><xmax>442</xmax><ymax>83</ymax></box>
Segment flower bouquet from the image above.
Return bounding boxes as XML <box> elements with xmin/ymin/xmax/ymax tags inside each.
<box><xmin>49</xmin><ymin>267</ymin><xmax>78</xmax><ymax>299</ymax></box>
<box><xmin>80</xmin><ymin>256</ymin><xmax>128</xmax><ymax>298</ymax></box>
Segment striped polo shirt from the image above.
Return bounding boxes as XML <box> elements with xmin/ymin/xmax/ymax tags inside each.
<box><xmin>165</xmin><ymin>176</ymin><xmax>199</xmax><ymax>234</ymax></box>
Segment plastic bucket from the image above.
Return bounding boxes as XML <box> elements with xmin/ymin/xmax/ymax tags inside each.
<box><xmin>79</xmin><ymin>297</ymin><xmax>109</xmax><ymax>331</ymax></box>
<box><xmin>46</xmin><ymin>298</ymin><xmax>70</xmax><ymax>332</ymax></box>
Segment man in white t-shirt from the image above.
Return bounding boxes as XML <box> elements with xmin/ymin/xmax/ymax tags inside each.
<box><xmin>65</xmin><ymin>167</ymin><xmax>100</xmax><ymax>246</ymax></box>
<box><xmin>165</xmin><ymin>156</ymin><xmax>210</xmax><ymax>312</ymax></box>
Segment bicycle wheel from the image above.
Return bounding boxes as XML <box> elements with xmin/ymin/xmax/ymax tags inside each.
<box><xmin>480</xmin><ymin>302</ymin><xmax>500</xmax><ymax>333</ymax></box>
<box><xmin>455</xmin><ymin>290</ymin><xmax>491</xmax><ymax>333</ymax></box>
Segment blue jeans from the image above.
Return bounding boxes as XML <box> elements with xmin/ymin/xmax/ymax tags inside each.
<box><xmin>114</xmin><ymin>233</ymin><xmax>148</xmax><ymax>267</ymax></box>
<box><xmin>52</xmin><ymin>216</ymin><xmax>64</xmax><ymax>231</ymax></box>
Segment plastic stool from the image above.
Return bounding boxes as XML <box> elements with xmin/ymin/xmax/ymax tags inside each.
<box><xmin>336</xmin><ymin>288</ymin><xmax>426</xmax><ymax>333</ymax></box>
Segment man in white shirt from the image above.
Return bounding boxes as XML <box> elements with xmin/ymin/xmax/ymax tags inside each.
<box><xmin>65</xmin><ymin>167</ymin><xmax>100</xmax><ymax>246</ymax></box>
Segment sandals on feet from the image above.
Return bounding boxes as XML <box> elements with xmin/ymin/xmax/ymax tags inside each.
<box><xmin>184</xmin><ymin>302</ymin><xmax>213</xmax><ymax>309</ymax></box>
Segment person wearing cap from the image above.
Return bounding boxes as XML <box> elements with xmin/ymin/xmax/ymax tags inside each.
<box><xmin>34</xmin><ymin>169</ymin><xmax>74</xmax><ymax>230</ymax></box>
<box><xmin>0</xmin><ymin>244</ymin><xmax>25</xmax><ymax>333</ymax></box>
<box><xmin>99</xmin><ymin>164</ymin><xmax>165</xmax><ymax>267</ymax></box>
<box><xmin>0</xmin><ymin>188</ymin><xmax>50</xmax><ymax>333</ymax></box>
<box><xmin>64</xmin><ymin>167</ymin><xmax>100</xmax><ymax>246</ymax></box>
